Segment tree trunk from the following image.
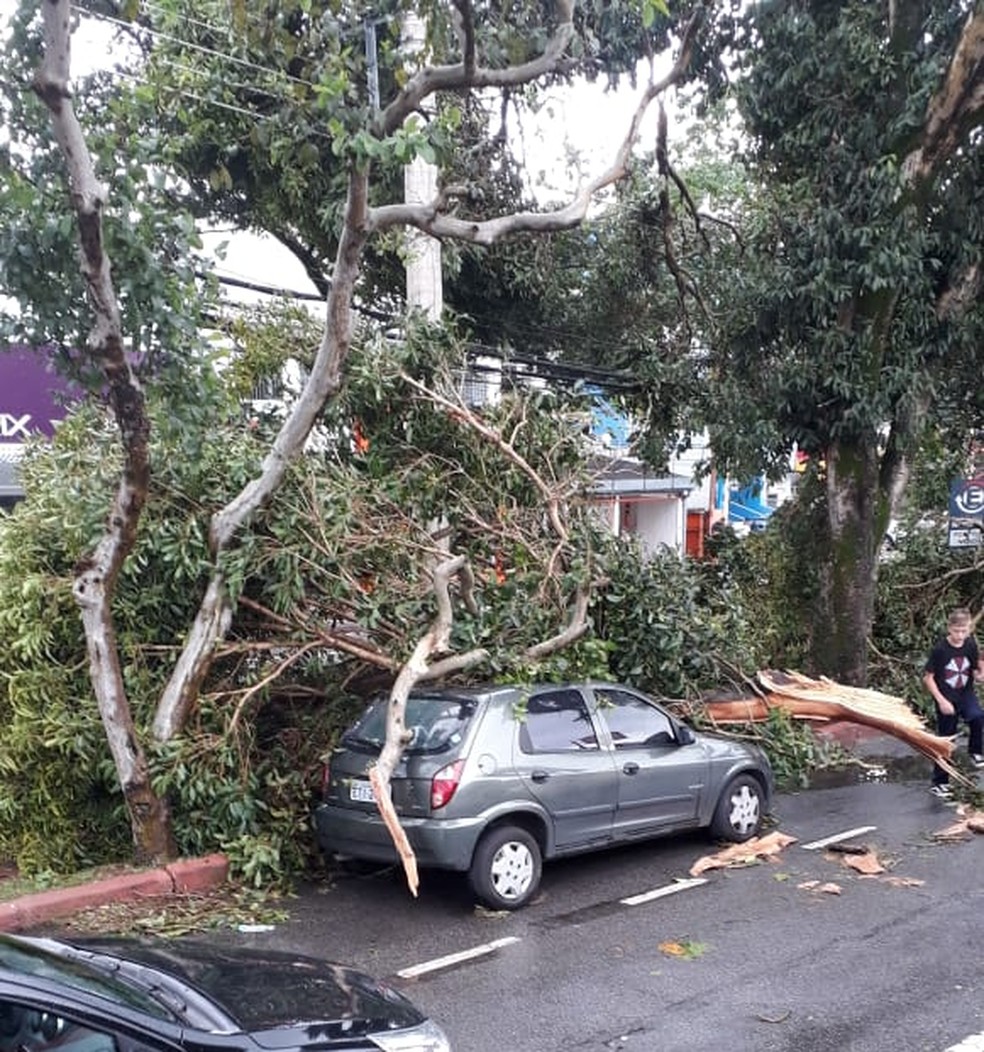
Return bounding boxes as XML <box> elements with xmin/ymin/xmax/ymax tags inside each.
<box><xmin>813</xmin><ymin>436</ymin><xmax>883</xmax><ymax>685</ymax></box>
<box><xmin>36</xmin><ymin>0</ymin><xmax>176</xmax><ymax>863</ymax></box>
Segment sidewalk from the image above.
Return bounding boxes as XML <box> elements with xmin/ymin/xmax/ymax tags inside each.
<box><xmin>0</xmin><ymin>854</ymin><xmax>229</xmax><ymax>934</ymax></box>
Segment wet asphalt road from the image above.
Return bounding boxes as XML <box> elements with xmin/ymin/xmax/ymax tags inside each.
<box><xmin>204</xmin><ymin>740</ymin><xmax>984</xmax><ymax>1052</ymax></box>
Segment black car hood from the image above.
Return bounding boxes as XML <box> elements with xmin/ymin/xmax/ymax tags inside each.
<box><xmin>75</xmin><ymin>938</ymin><xmax>424</xmax><ymax>1043</ymax></box>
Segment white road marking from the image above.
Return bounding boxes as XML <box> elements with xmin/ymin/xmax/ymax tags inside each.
<box><xmin>621</xmin><ymin>877</ymin><xmax>708</xmax><ymax>906</ymax></box>
<box><xmin>799</xmin><ymin>825</ymin><xmax>877</xmax><ymax>850</ymax></box>
<box><xmin>396</xmin><ymin>936</ymin><xmax>521</xmax><ymax>979</ymax></box>
<box><xmin>945</xmin><ymin>1035</ymin><xmax>984</xmax><ymax>1051</ymax></box>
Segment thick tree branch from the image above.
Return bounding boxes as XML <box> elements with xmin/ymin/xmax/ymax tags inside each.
<box><xmin>370</xmin><ymin>554</ymin><xmax>471</xmax><ymax>896</ymax></box>
<box><xmin>34</xmin><ymin>0</ymin><xmax>172</xmax><ymax>862</ymax></box>
<box><xmin>902</xmin><ymin>9</ymin><xmax>984</xmax><ymax>186</ymax></box>
<box><xmin>378</xmin><ymin>0</ymin><xmax>575</xmax><ymax>135</ymax></box>
<box><xmin>153</xmin><ymin>169</ymin><xmax>372</xmax><ymax>742</ymax></box>
<box><xmin>370</xmin><ymin>11</ymin><xmax>703</xmax><ymax>240</ymax></box>
<box><xmin>524</xmin><ymin>585</ymin><xmax>591</xmax><ymax>659</ymax></box>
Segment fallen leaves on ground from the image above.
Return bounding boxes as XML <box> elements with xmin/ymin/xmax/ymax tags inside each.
<box><xmin>689</xmin><ymin>831</ymin><xmax>798</xmax><ymax>877</ymax></box>
<box><xmin>34</xmin><ymin>885</ymin><xmax>289</xmax><ymax>938</ymax></box>
<box><xmin>657</xmin><ymin>939</ymin><xmax>707</xmax><ymax>959</ymax></box>
<box><xmin>0</xmin><ymin>864</ymin><xmax>147</xmax><ymax>906</ymax></box>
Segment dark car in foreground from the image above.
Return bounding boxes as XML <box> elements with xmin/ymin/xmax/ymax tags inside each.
<box><xmin>315</xmin><ymin>681</ymin><xmax>773</xmax><ymax>910</ymax></box>
<box><xmin>0</xmin><ymin>933</ymin><xmax>450</xmax><ymax>1052</ymax></box>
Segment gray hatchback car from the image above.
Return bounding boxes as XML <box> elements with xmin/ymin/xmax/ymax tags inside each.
<box><xmin>314</xmin><ymin>681</ymin><xmax>773</xmax><ymax>910</ymax></box>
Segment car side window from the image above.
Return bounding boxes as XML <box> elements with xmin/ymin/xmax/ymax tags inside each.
<box><xmin>595</xmin><ymin>689</ymin><xmax>675</xmax><ymax>748</ymax></box>
<box><xmin>519</xmin><ymin>690</ymin><xmax>599</xmax><ymax>753</ymax></box>
<box><xmin>0</xmin><ymin>1002</ymin><xmax>116</xmax><ymax>1052</ymax></box>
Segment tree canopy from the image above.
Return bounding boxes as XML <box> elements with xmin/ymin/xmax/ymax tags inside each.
<box><xmin>1</xmin><ymin>0</ymin><xmax>715</xmax><ymax>873</ymax></box>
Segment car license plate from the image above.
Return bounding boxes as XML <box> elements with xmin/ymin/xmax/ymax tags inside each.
<box><xmin>349</xmin><ymin>780</ymin><xmax>375</xmax><ymax>803</ymax></box>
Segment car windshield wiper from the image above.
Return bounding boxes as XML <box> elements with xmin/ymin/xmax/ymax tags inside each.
<box><xmin>341</xmin><ymin>733</ymin><xmax>382</xmax><ymax>750</ymax></box>
<box><xmin>63</xmin><ymin>948</ymin><xmax>234</xmax><ymax>1031</ymax></box>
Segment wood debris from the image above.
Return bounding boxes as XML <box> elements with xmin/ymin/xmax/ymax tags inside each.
<box><xmin>689</xmin><ymin>830</ymin><xmax>797</xmax><ymax>877</ymax></box>
<box><xmin>933</xmin><ymin>805</ymin><xmax>984</xmax><ymax>841</ymax></box>
<box><xmin>369</xmin><ymin>765</ymin><xmax>419</xmax><ymax>897</ymax></box>
<box><xmin>835</xmin><ymin>849</ymin><xmax>885</xmax><ymax>875</ymax></box>
<box><xmin>698</xmin><ymin>670</ymin><xmax>968</xmax><ymax>784</ymax></box>
<box><xmin>797</xmin><ymin>880</ymin><xmax>842</xmax><ymax>894</ymax></box>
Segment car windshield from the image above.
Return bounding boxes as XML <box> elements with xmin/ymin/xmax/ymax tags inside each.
<box><xmin>0</xmin><ymin>938</ymin><xmax>176</xmax><ymax>1021</ymax></box>
<box><xmin>343</xmin><ymin>695</ymin><xmax>476</xmax><ymax>754</ymax></box>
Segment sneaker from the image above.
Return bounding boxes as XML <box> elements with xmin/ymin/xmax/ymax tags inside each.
<box><xmin>929</xmin><ymin>784</ymin><xmax>953</xmax><ymax>798</ymax></box>
<box><xmin>971</xmin><ymin>754</ymin><xmax>984</xmax><ymax>769</ymax></box>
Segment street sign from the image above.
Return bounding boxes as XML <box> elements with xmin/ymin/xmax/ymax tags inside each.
<box><xmin>948</xmin><ymin>524</ymin><xmax>983</xmax><ymax>548</ymax></box>
<box><xmin>948</xmin><ymin>477</ymin><xmax>984</xmax><ymax>548</ymax></box>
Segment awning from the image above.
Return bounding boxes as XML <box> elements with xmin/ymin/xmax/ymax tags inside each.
<box><xmin>590</xmin><ymin>456</ymin><xmax>692</xmax><ymax>499</ymax></box>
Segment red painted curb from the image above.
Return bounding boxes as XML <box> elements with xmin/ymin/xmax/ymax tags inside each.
<box><xmin>0</xmin><ymin>855</ymin><xmax>230</xmax><ymax>934</ymax></box>
<box><xmin>165</xmin><ymin>853</ymin><xmax>229</xmax><ymax>893</ymax></box>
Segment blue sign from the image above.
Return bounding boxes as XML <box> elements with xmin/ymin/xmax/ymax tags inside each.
<box><xmin>948</xmin><ymin>477</ymin><xmax>984</xmax><ymax>548</ymax></box>
<box><xmin>949</xmin><ymin>477</ymin><xmax>984</xmax><ymax>519</ymax></box>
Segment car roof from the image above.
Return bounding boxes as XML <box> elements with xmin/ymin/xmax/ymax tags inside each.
<box><xmin>406</xmin><ymin>680</ymin><xmax>644</xmax><ymax>700</ymax></box>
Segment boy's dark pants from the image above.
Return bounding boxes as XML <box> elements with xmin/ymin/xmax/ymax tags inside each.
<box><xmin>932</xmin><ymin>701</ymin><xmax>984</xmax><ymax>785</ymax></box>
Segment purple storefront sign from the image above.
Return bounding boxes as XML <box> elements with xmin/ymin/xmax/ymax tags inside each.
<box><xmin>1</xmin><ymin>346</ymin><xmax>83</xmax><ymax>500</ymax></box>
<box><xmin>1</xmin><ymin>345</ymin><xmax>81</xmax><ymax>443</ymax></box>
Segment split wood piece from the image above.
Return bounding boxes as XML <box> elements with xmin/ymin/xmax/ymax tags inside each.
<box><xmin>699</xmin><ymin>669</ymin><xmax>968</xmax><ymax>785</ymax></box>
<box><xmin>933</xmin><ymin>806</ymin><xmax>984</xmax><ymax>841</ymax></box>
<box><xmin>837</xmin><ymin>850</ymin><xmax>885</xmax><ymax>875</ymax></box>
<box><xmin>369</xmin><ymin>765</ymin><xmax>419</xmax><ymax>897</ymax></box>
<box><xmin>689</xmin><ymin>830</ymin><xmax>797</xmax><ymax>877</ymax></box>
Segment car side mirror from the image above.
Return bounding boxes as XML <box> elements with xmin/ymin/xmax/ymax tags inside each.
<box><xmin>676</xmin><ymin>725</ymin><xmax>696</xmax><ymax>745</ymax></box>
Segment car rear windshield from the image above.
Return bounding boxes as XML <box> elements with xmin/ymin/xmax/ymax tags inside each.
<box><xmin>342</xmin><ymin>695</ymin><xmax>476</xmax><ymax>754</ymax></box>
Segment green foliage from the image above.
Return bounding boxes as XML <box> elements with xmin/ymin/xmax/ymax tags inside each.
<box><xmin>727</xmin><ymin>709</ymin><xmax>846</xmax><ymax>791</ymax></box>
<box><xmin>60</xmin><ymin>0</ymin><xmax>697</xmax><ymax>317</ymax></box>
<box><xmin>674</xmin><ymin>0</ymin><xmax>983</xmax><ymax>678</ymax></box>
<box><xmin>702</xmin><ymin>479</ymin><xmax>827</xmax><ymax>675</ymax></box>
<box><xmin>594</xmin><ymin>536</ymin><xmax>763</xmax><ymax>699</ymax></box>
<box><xmin>0</xmin><ymin>326</ymin><xmax>590</xmax><ymax>875</ymax></box>
<box><xmin>870</xmin><ymin>514</ymin><xmax>984</xmax><ymax>712</ymax></box>
<box><xmin>0</xmin><ymin>6</ymin><xmax>215</xmax><ymax>365</ymax></box>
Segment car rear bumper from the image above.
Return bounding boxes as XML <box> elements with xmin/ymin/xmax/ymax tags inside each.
<box><xmin>313</xmin><ymin>803</ymin><xmax>484</xmax><ymax>872</ymax></box>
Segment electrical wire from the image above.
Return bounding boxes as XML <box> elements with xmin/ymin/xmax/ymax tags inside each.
<box><xmin>61</xmin><ymin>5</ymin><xmax>698</xmax><ymax>380</ymax></box>
<box><xmin>72</xmin><ymin>5</ymin><xmax>323</xmax><ymax>91</ymax></box>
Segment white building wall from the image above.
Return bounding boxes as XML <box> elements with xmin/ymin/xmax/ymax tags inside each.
<box><xmin>670</xmin><ymin>433</ymin><xmax>715</xmax><ymax>516</ymax></box>
<box><xmin>623</xmin><ymin>496</ymin><xmax>684</xmax><ymax>551</ymax></box>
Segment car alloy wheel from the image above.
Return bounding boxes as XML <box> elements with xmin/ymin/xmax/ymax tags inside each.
<box><xmin>468</xmin><ymin>825</ymin><xmax>542</xmax><ymax>910</ymax></box>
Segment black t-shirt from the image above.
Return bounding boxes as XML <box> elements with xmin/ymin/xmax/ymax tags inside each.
<box><xmin>924</xmin><ymin>636</ymin><xmax>980</xmax><ymax>707</ymax></box>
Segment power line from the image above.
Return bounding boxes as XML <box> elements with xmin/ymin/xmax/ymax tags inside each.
<box><xmin>73</xmin><ymin>6</ymin><xmax>322</xmax><ymax>91</ymax></box>
<box><xmin>204</xmin><ymin>270</ymin><xmax>323</xmax><ymax>303</ymax></box>
<box><xmin>200</xmin><ymin>272</ymin><xmax>644</xmax><ymax>392</ymax></box>
<box><xmin>63</xmin><ymin>7</ymin><xmax>688</xmax><ymax>382</ymax></box>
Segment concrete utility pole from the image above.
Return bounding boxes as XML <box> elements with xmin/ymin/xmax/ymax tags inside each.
<box><xmin>401</xmin><ymin>12</ymin><xmax>443</xmax><ymax>321</ymax></box>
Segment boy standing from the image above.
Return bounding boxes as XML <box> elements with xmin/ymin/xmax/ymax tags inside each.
<box><xmin>923</xmin><ymin>606</ymin><xmax>984</xmax><ymax>797</ymax></box>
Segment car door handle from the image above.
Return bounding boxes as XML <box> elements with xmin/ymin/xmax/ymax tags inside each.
<box><xmin>531</xmin><ymin>770</ymin><xmax>550</xmax><ymax>783</ymax></box>
<box><xmin>622</xmin><ymin>762</ymin><xmax>639</xmax><ymax>775</ymax></box>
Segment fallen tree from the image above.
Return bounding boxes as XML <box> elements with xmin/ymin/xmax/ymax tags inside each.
<box><xmin>691</xmin><ymin>669</ymin><xmax>969</xmax><ymax>787</ymax></box>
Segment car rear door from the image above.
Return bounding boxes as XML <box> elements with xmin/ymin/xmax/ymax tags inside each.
<box><xmin>590</xmin><ymin>686</ymin><xmax>704</xmax><ymax>837</ymax></box>
<box><xmin>512</xmin><ymin>687</ymin><xmax>618</xmax><ymax>852</ymax></box>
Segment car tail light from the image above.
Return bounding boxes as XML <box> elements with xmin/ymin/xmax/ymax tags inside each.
<box><xmin>319</xmin><ymin>760</ymin><xmax>331</xmax><ymax>798</ymax></box>
<box><xmin>430</xmin><ymin>759</ymin><xmax>464</xmax><ymax>810</ymax></box>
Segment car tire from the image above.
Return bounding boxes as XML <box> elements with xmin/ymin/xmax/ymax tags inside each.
<box><xmin>468</xmin><ymin>825</ymin><xmax>542</xmax><ymax>910</ymax></box>
<box><xmin>710</xmin><ymin>774</ymin><xmax>764</xmax><ymax>842</ymax></box>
